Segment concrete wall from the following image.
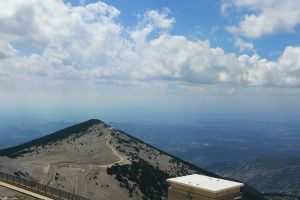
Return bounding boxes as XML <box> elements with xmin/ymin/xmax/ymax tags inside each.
<box><xmin>168</xmin><ymin>187</ymin><xmax>243</xmax><ymax>200</ymax></box>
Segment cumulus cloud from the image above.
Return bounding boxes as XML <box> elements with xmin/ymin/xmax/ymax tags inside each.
<box><xmin>144</xmin><ymin>8</ymin><xmax>175</xmax><ymax>30</ymax></box>
<box><xmin>223</xmin><ymin>0</ymin><xmax>300</xmax><ymax>39</ymax></box>
<box><xmin>0</xmin><ymin>0</ymin><xmax>299</xmax><ymax>89</ymax></box>
<box><xmin>234</xmin><ymin>37</ymin><xmax>255</xmax><ymax>52</ymax></box>
<box><xmin>130</xmin><ymin>8</ymin><xmax>175</xmax><ymax>43</ymax></box>
<box><xmin>136</xmin><ymin>35</ymin><xmax>300</xmax><ymax>86</ymax></box>
<box><xmin>0</xmin><ymin>0</ymin><xmax>120</xmax><ymax>46</ymax></box>
<box><xmin>0</xmin><ymin>41</ymin><xmax>17</xmax><ymax>59</ymax></box>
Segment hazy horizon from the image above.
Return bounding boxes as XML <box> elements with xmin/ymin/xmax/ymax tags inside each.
<box><xmin>0</xmin><ymin>0</ymin><xmax>300</xmax><ymax>128</ymax></box>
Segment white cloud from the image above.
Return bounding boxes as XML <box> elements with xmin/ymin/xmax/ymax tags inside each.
<box><xmin>223</xmin><ymin>0</ymin><xmax>300</xmax><ymax>39</ymax></box>
<box><xmin>234</xmin><ymin>37</ymin><xmax>255</xmax><ymax>52</ymax></box>
<box><xmin>0</xmin><ymin>0</ymin><xmax>299</xmax><ymax>90</ymax></box>
<box><xmin>130</xmin><ymin>8</ymin><xmax>175</xmax><ymax>43</ymax></box>
<box><xmin>131</xmin><ymin>25</ymin><xmax>153</xmax><ymax>43</ymax></box>
<box><xmin>144</xmin><ymin>8</ymin><xmax>175</xmax><ymax>30</ymax></box>
<box><xmin>0</xmin><ymin>41</ymin><xmax>18</xmax><ymax>59</ymax></box>
<box><xmin>0</xmin><ymin>0</ymin><xmax>121</xmax><ymax>47</ymax></box>
<box><xmin>136</xmin><ymin>34</ymin><xmax>300</xmax><ymax>86</ymax></box>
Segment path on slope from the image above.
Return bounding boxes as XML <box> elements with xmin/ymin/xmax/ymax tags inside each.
<box><xmin>80</xmin><ymin>133</ymin><xmax>130</xmax><ymax>195</ymax></box>
<box><xmin>42</xmin><ymin>132</ymin><xmax>129</xmax><ymax>196</ymax></box>
<box><xmin>99</xmin><ymin>134</ymin><xmax>127</xmax><ymax>167</ymax></box>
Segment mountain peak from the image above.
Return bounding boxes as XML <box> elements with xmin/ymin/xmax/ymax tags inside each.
<box><xmin>0</xmin><ymin>119</ymin><xmax>107</xmax><ymax>158</ymax></box>
<box><xmin>85</xmin><ymin>119</ymin><xmax>105</xmax><ymax>125</ymax></box>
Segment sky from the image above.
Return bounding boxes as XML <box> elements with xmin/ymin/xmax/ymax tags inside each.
<box><xmin>0</xmin><ymin>0</ymin><xmax>300</xmax><ymax>125</ymax></box>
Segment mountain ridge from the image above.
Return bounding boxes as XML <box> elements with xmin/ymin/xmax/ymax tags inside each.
<box><xmin>0</xmin><ymin>119</ymin><xmax>104</xmax><ymax>158</ymax></box>
<box><xmin>0</xmin><ymin>119</ymin><xmax>266</xmax><ymax>200</ymax></box>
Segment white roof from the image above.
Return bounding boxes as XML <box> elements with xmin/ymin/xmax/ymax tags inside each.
<box><xmin>167</xmin><ymin>174</ymin><xmax>244</xmax><ymax>193</ymax></box>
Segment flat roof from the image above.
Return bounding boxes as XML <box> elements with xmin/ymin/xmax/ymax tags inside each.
<box><xmin>167</xmin><ymin>174</ymin><xmax>244</xmax><ymax>193</ymax></box>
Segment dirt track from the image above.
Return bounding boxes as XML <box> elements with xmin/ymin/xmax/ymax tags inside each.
<box><xmin>41</xmin><ymin>132</ymin><xmax>129</xmax><ymax>196</ymax></box>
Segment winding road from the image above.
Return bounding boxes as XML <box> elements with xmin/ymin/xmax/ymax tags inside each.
<box><xmin>42</xmin><ymin>132</ymin><xmax>129</xmax><ymax>196</ymax></box>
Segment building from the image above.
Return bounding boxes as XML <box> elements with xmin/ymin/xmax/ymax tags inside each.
<box><xmin>167</xmin><ymin>174</ymin><xmax>244</xmax><ymax>200</ymax></box>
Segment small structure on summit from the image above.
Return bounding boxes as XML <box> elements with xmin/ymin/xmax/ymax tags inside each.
<box><xmin>167</xmin><ymin>174</ymin><xmax>244</xmax><ymax>200</ymax></box>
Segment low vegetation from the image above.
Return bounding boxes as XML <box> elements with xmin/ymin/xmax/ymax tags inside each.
<box><xmin>107</xmin><ymin>159</ymin><xmax>169</xmax><ymax>200</ymax></box>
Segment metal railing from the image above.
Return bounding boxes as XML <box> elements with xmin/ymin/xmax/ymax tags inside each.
<box><xmin>0</xmin><ymin>171</ymin><xmax>90</xmax><ymax>200</ymax></box>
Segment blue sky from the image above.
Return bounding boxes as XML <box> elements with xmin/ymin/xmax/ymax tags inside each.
<box><xmin>0</xmin><ymin>0</ymin><xmax>300</xmax><ymax>125</ymax></box>
<box><xmin>66</xmin><ymin>0</ymin><xmax>300</xmax><ymax>59</ymax></box>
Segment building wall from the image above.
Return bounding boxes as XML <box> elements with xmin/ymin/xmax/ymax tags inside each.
<box><xmin>168</xmin><ymin>187</ymin><xmax>243</xmax><ymax>200</ymax></box>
